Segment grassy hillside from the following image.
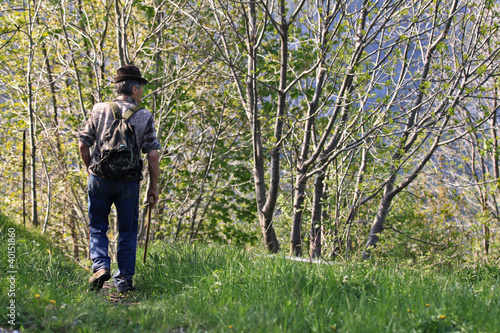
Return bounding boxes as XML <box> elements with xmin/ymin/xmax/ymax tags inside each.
<box><xmin>1</xmin><ymin>216</ymin><xmax>500</xmax><ymax>332</ymax></box>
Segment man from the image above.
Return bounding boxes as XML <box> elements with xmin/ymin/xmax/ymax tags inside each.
<box><xmin>79</xmin><ymin>65</ymin><xmax>161</xmax><ymax>293</ymax></box>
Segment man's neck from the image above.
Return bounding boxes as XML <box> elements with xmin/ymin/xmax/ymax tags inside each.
<box><xmin>116</xmin><ymin>95</ymin><xmax>139</xmax><ymax>105</ymax></box>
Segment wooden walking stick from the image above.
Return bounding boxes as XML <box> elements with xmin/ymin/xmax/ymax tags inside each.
<box><xmin>143</xmin><ymin>200</ymin><xmax>153</xmax><ymax>264</ymax></box>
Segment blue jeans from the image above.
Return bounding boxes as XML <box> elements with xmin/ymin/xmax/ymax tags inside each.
<box><xmin>88</xmin><ymin>174</ymin><xmax>140</xmax><ymax>287</ymax></box>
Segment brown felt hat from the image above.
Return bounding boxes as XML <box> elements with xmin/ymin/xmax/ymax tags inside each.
<box><xmin>114</xmin><ymin>65</ymin><xmax>148</xmax><ymax>85</ymax></box>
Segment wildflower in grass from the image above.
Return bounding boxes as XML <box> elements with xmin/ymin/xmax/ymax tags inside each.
<box><xmin>228</xmin><ymin>325</ymin><xmax>233</xmax><ymax>329</ymax></box>
<box><xmin>49</xmin><ymin>300</ymin><xmax>56</xmax><ymax>304</ymax></box>
<box><xmin>439</xmin><ymin>315</ymin><xmax>446</xmax><ymax>319</ymax></box>
<box><xmin>34</xmin><ymin>294</ymin><xmax>40</xmax><ymax>298</ymax></box>
<box><xmin>425</xmin><ymin>304</ymin><xmax>430</xmax><ymax>307</ymax></box>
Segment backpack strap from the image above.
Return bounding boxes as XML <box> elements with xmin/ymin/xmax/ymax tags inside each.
<box><xmin>106</xmin><ymin>102</ymin><xmax>122</xmax><ymax>119</ymax></box>
<box><xmin>123</xmin><ymin>105</ymin><xmax>142</xmax><ymax>120</ymax></box>
<box><xmin>106</xmin><ymin>102</ymin><xmax>142</xmax><ymax>120</ymax></box>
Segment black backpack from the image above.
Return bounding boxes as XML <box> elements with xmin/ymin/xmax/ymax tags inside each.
<box><xmin>91</xmin><ymin>102</ymin><xmax>143</xmax><ymax>181</ymax></box>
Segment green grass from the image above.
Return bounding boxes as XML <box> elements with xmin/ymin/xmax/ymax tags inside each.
<box><xmin>1</xmin><ymin>216</ymin><xmax>500</xmax><ymax>332</ymax></box>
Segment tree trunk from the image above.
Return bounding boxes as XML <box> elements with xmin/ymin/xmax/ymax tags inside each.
<box><xmin>310</xmin><ymin>172</ymin><xmax>326</xmax><ymax>258</ymax></box>
<box><xmin>362</xmin><ymin>175</ymin><xmax>396</xmax><ymax>259</ymax></box>
<box><xmin>289</xmin><ymin>31</ymin><xmax>331</xmax><ymax>256</ymax></box>
<box><xmin>27</xmin><ymin>0</ymin><xmax>38</xmax><ymax>227</ymax></box>
<box><xmin>70</xmin><ymin>206</ymin><xmax>80</xmax><ymax>260</ymax></box>
<box><xmin>291</xmin><ymin>173</ymin><xmax>307</xmax><ymax>256</ymax></box>
<box><xmin>484</xmin><ymin>224</ymin><xmax>490</xmax><ymax>256</ymax></box>
<box><xmin>114</xmin><ymin>0</ymin><xmax>129</xmax><ymax>66</ymax></box>
<box><xmin>23</xmin><ymin>130</ymin><xmax>27</xmax><ymax>226</ymax></box>
<box><xmin>247</xmin><ymin>1</ymin><xmax>279</xmax><ymax>252</ymax></box>
<box><xmin>252</xmin><ymin>112</ymin><xmax>280</xmax><ymax>252</ymax></box>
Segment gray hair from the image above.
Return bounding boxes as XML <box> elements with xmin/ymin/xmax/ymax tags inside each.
<box><xmin>116</xmin><ymin>80</ymin><xmax>142</xmax><ymax>96</ymax></box>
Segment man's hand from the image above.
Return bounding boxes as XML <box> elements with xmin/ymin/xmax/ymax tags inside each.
<box><xmin>78</xmin><ymin>142</ymin><xmax>91</xmax><ymax>174</ymax></box>
<box><xmin>147</xmin><ymin>188</ymin><xmax>159</xmax><ymax>207</ymax></box>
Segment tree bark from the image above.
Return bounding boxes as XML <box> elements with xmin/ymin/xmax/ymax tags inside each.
<box><xmin>247</xmin><ymin>1</ymin><xmax>279</xmax><ymax>252</ymax></box>
<box><xmin>310</xmin><ymin>171</ymin><xmax>326</xmax><ymax>257</ymax></box>
<box><xmin>362</xmin><ymin>174</ymin><xmax>396</xmax><ymax>258</ymax></box>
<box><xmin>23</xmin><ymin>130</ymin><xmax>27</xmax><ymax>226</ymax></box>
<box><xmin>27</xmin><ymin>0</ymin><xmax>38</xmax><ymax>227</ymax></box>
<box><xmin>115</xmin><ymin>0</ymin><xmax>127</xmax><ymax>66</ymax></box>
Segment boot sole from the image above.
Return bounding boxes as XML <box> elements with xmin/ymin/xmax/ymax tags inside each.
<box><xmin>88</xmin><ymin>270</ymin><xmax>111</xmax><ymax>290</ymax></box>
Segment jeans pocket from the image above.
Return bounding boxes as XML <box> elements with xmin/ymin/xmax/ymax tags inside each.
<box><xmin>88</xmin><ymin>174</ymin><xmax>103</xmax><ymax>194</ymax></box>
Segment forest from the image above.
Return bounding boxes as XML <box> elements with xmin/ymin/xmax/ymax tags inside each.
<box><xmin>1</xmin><ymin>0</ymin><xmax>500</xmax><ymax>264</ymax></box>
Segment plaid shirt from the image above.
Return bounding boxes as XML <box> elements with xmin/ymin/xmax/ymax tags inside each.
<box><xmin>79</xmin><ymin>95</ymin><xmax>161</xmax><ymax>175</ymax></box>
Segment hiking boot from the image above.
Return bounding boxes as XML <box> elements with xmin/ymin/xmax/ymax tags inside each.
<box><xmin>116</xmin><ymin>280</ymin><xmax>135</xmax><ymax>294</ymax></box>
<box><xmin>88</xmin><ymin>268</ymin><xmax>111</xmax><ymax>290</ymax></box>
